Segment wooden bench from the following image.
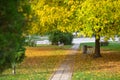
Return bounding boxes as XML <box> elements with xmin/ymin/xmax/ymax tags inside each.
<box><xmin>81</xmin><ymin>45</ymin><xmax>95</xmax><ymax>59</ymax></box>
<box><xmin>86</xmin><ymin>46</ymin><xmax>94</xmax><ymax>54</ymax></box>
<box><xmin>100</xmin><ymin>41</ymin><xmax>109</xmax><ymax>46</ymax></box>
<box><xmin>82</xmin><ymin>45</ymin><xmax>94</xmax><ymax>54</ymax></box>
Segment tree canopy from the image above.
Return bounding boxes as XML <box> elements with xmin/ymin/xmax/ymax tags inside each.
<box><xmin>29</xmin><ymin>0</ymin><xmax>120</xmax><ymax>37</ymax></box>
<box><xmin>76</xmin><ymin>0</ymin><xmax>120</xmax><ymax>39</ymax></box>
<box><xmin>27</xmin><ymin>0</ymin><xmax>83</xmax><ymax>34</ymax></box>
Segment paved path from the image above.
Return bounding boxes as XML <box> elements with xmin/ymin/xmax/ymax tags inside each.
<box><xmin>49</xmin><ymin>43</ymin><xmax>80</xmax><ymax>80</ymax></box>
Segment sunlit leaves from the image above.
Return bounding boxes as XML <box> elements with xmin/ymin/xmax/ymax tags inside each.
<box><xmin>27</xmin><ymin>0</ymin><xmax>83</xmax><ymax>34</ymax></box>
<box><xmin>77</xmin><ymin>0</ymin><xmax>120</xmax><ymax>38</ymax></box>
<box><xmin>27</xmin><ymin>0</ymin><xmax>120</xmax><ymax>38</ymax></box>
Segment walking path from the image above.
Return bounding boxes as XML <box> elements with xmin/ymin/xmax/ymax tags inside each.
<box><xmin>49</xmin><ymin>43</ymin><xmax>80</xmax><ymax>80</ymax></box>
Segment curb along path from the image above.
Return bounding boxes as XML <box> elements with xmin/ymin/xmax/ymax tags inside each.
<box><xmin>49</xmin><ymin>44</ymin><xmax>80</xmax><ymax>80</ymax></box>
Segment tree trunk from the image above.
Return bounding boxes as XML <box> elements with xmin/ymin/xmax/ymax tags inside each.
<box><xmin>94</xmin><ymin>35</ymin><xmax>102</xmax><ymax>58</ymax></box>
<box><xmin>12</xmin><ymin>64</ymin><xmax>16</xmax><ymax>75</ymax></box>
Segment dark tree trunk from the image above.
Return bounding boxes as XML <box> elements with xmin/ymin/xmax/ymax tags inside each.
<box><xmin>94</xmin><ymin>35</ymin><xmax>102</xmax><ymax>58</ymax></box>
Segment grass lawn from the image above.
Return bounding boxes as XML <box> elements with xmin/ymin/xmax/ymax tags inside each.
<box><xmin>72</xmin><ymin>42</ymin><xmax>120</xmax><ymax>80</ymax></box>
<box><xmin>80</xmin><ymin>41</ymin><xmax>120</xmax><ymax>51</ymax></box>
<box><xmin>0</xmin><ymin>45</ymin><xmax>72</xmax><ymax>80</ymax></box>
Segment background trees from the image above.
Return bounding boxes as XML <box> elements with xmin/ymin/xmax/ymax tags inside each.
<box><xmin>28</xmin><ymin>0</ymin><xmax>120</xmax><ymax>57</ymax></box>
<box><xmin>0</xmin><ymin>0</ymin><xmax>30</xmax><ymax>74</ymax></box>
<box><xmin>27</xmin><ymin>0</ymin><xmax>77</xmax><ymax>46</ymax></box>
<box><xmin>49</xmin><ymin>30</ymin><xmax>73</xmax><ymax>45</ymax></box>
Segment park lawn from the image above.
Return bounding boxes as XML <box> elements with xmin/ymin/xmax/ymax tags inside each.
<box><xmin>0</xmin><ymin>45</ymin><xmax>72</xmax><ymax>80</ymax></box>
<box><xmin>80</xmin><ymin>41</ymin><xmax>120</xmax><ymax>51</ymax></box>
<box><xmin>72</xmin><ymin>42</ymin><xmax>120</xmax><ymax>80</ymax></box>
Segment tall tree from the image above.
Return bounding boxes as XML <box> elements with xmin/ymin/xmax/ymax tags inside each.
<box><xmin>0</xmin><ymin>0</ymin><xmax>30</xmax><ymax>74</ymax></box>
<box><xmin>76</xmin><ymin>0</ymin><xmax>120</xmax><ymax>57</ymax></box>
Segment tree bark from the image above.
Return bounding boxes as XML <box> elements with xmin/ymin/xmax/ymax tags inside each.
<box><xmin>94</xmin><ymin>35</ymin><xmax>102</xmax><ymax>58</ymax></box>
<box><xmin>12</xmin><ymin>64</ymin><xmax>16</xmax><ymax>75</ymax></box>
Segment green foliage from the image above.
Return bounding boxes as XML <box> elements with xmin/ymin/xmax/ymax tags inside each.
<box><xmin>49</xmin><ymin>30</ymin><xmax>73</xmax><ymax>45</ymax></box>
<box><xmin>0</xmin><ymin>0</ymin><xmax>30</xmax><ymax>73</ymax></box>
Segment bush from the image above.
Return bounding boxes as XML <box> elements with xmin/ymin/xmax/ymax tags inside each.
<box><xmin>49</xmin><ymin>30</ymin><xmax>73</xmax><ymax>45</ymax></box>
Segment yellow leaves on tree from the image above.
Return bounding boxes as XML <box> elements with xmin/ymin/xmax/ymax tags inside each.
<box><xmin>28</xmin><ymin>0</ymin><xmax>83</xmax><ymax>34</ymax></box>
<box><xmin>27</xmin><ymin>0</ymin><xmax>120</xmax><ymax>37</ymax></box>
<box><xmin>77</xmin><ymin>0</ymin><xmax>120</xmax><ymax>38</ymax></box>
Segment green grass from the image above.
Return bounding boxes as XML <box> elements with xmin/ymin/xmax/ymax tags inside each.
<box><xmin>101</xmin><ymin>42</ymin><xmax>120</xmax><ymax>51</ymax></box>
<box><xmin>37</xmin><ymin>44</ymin><xmax>72</xmax><ymax>48</ymax></box>
<box><xmin>73</xmin><ymin>72</ymin><xmax>120</xmax><ymax>80</ymax></box>
<box><xmin>80</xmin><ymin>42</ymin><xmax>95</xmax><ymax>47</ymax></box>
<box><xmin>0</xmin><ymin>74</ymin><xmax>47</xmax><ymax>80</ymax></box>
<box><xmin>80</xmin><ymin>42</ymin><xmax>120</xmax><ymax>51</ymax></box>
